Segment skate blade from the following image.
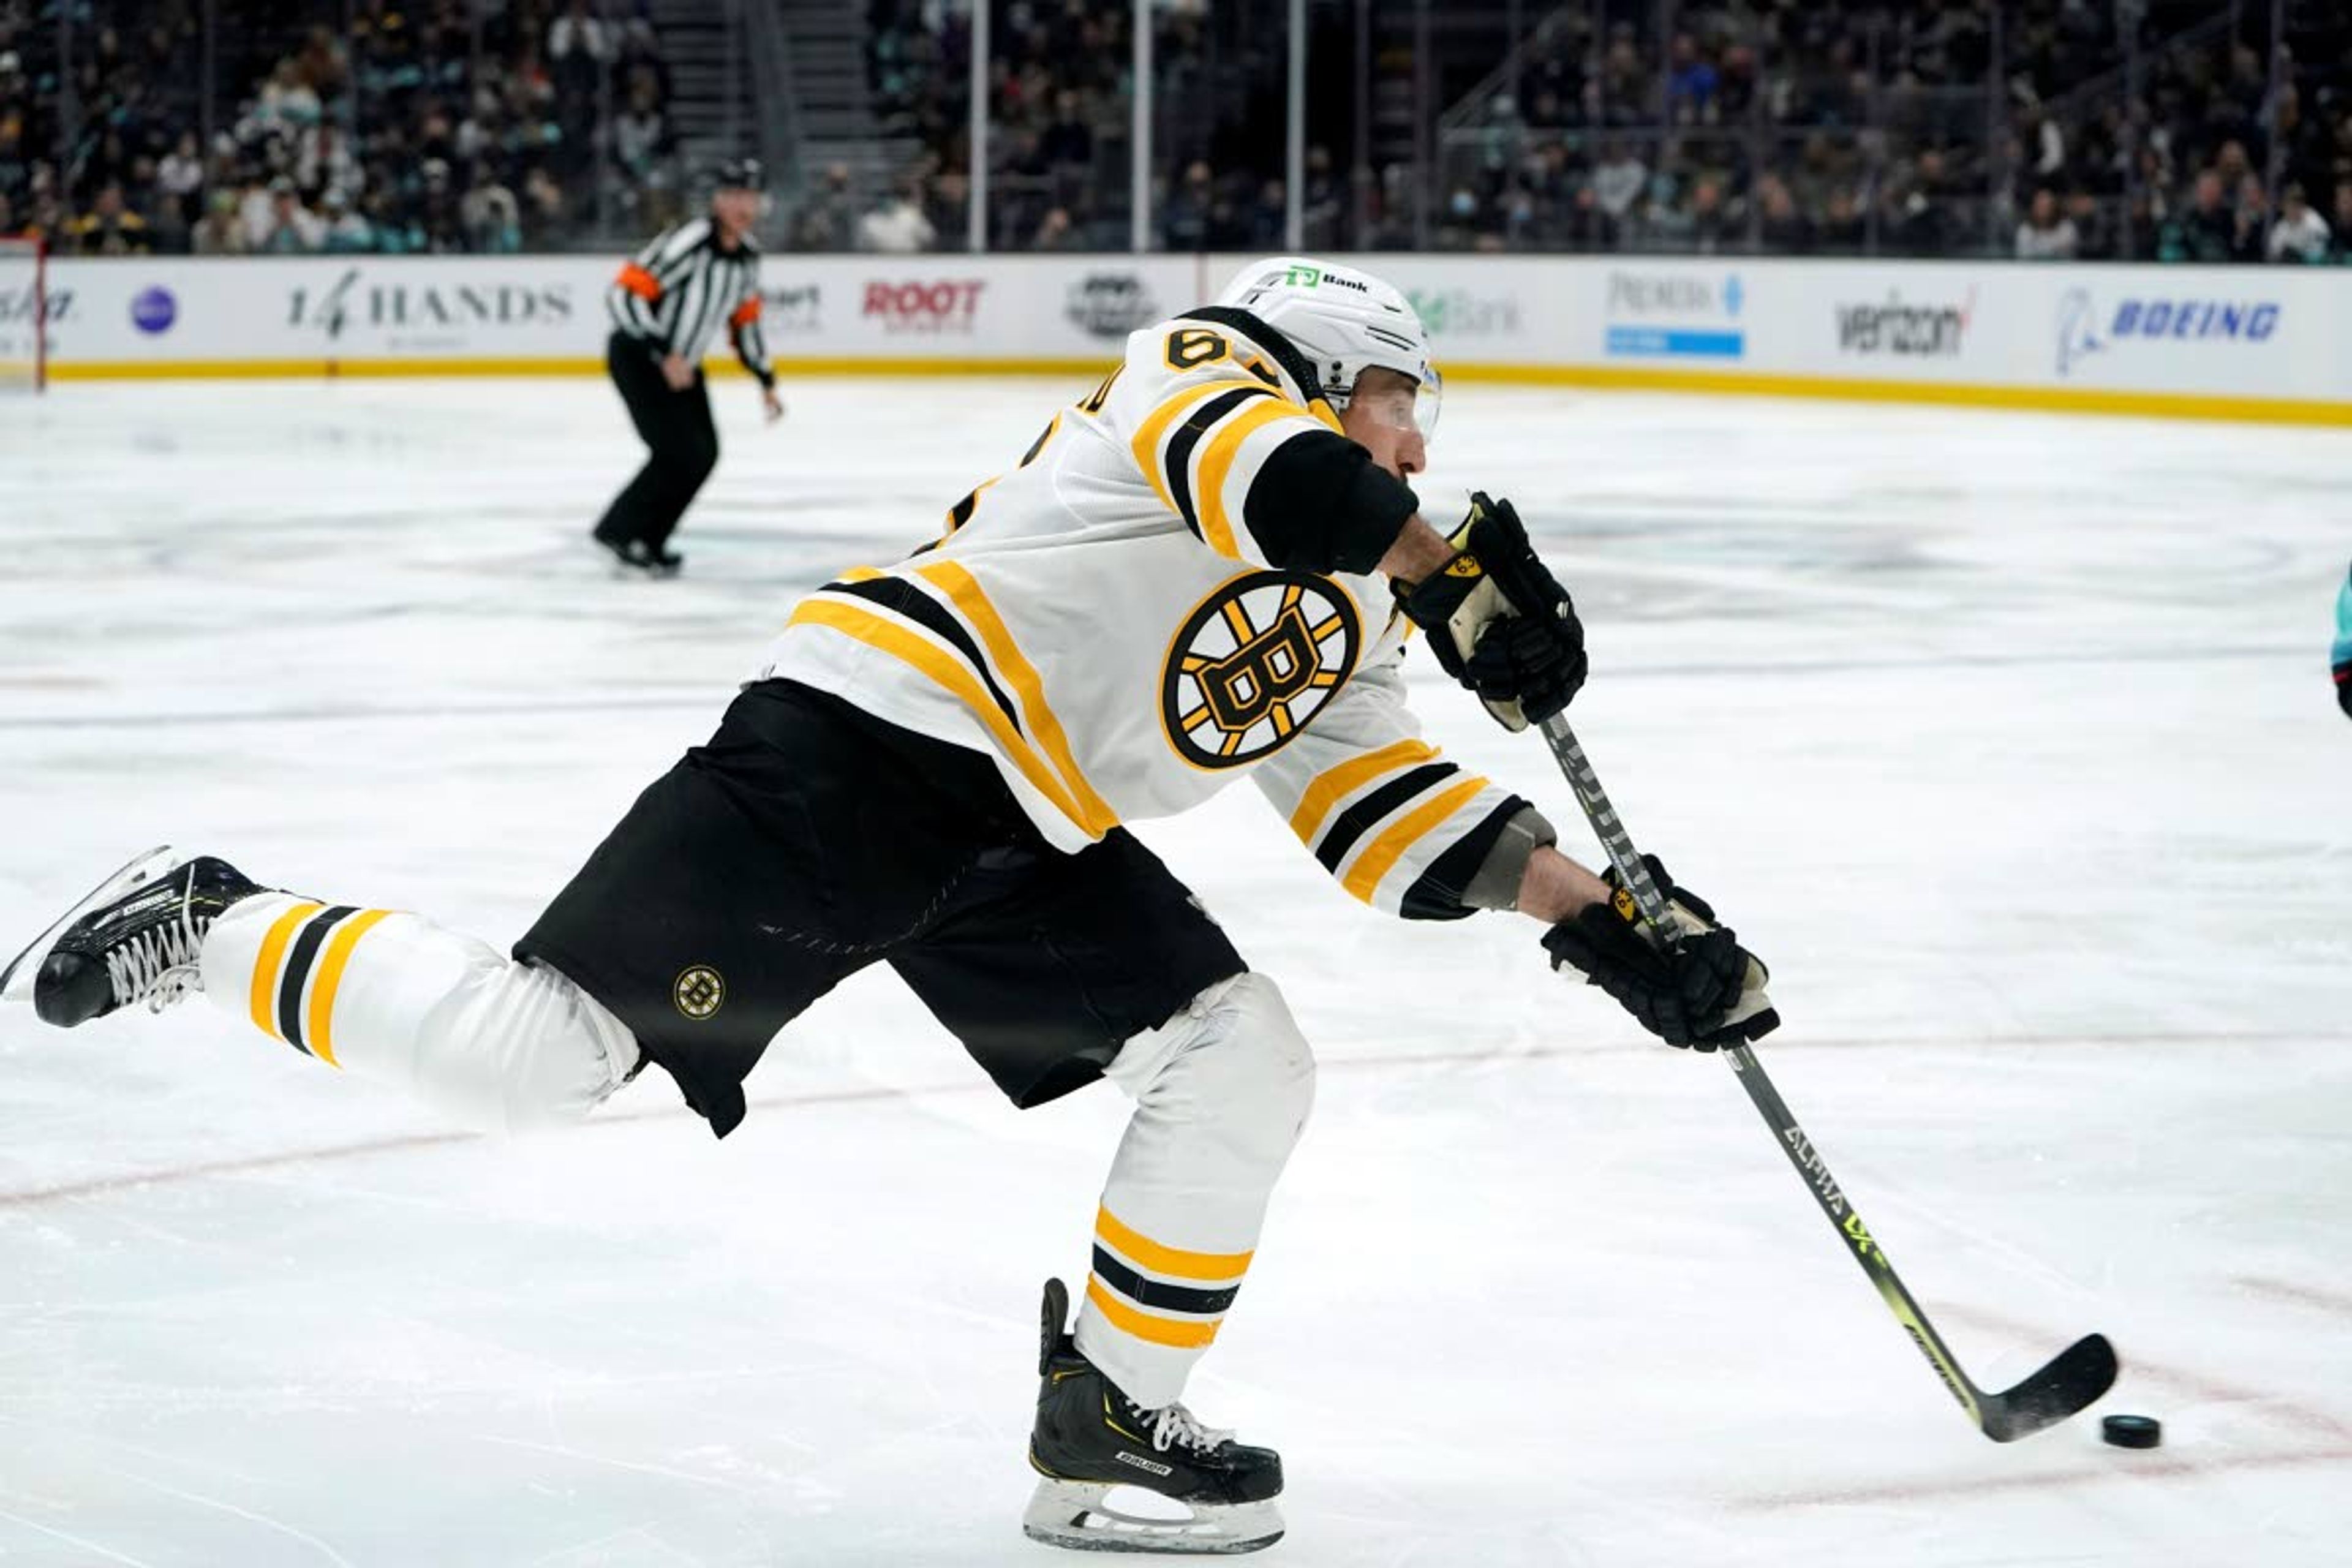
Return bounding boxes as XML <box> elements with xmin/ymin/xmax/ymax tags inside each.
<box><xmin>0</xmin><ymin>846</ymin><xmax>181</xmax><ymax>1003</ymax></box>
<box><xmin>1022</xmin><ymin>1477</ymin><xmax>1283</xmax><ymax>1556</ymax></box>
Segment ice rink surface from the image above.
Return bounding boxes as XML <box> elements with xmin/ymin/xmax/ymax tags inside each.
<box><xmin>1</xmin><ymin>374</ymin><xmax>2346</xmax><ymax>1568</ymax></box>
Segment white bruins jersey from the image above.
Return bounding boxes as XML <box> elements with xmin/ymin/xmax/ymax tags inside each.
<box><xmin>756</xmin><ymin>307</ymin><xmax>1526</xmax><ymax>919</ymax></box>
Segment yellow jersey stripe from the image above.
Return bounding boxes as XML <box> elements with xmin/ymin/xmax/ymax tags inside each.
<box><xmin>1339</xmin><ymin>777</ymin><xmax>1491</xmax><ymax>904</ymax></box>
<box><xmin>247</xmin><ymin>900</ymin><xmax>323</xmax><ymax>1041</ymax></box>
<box><xmin>911</xmin><ymin>561</ymin><xmax>1118</xmax><ymax>838</ymax></box>
<box><xmin>1191</xmin><ymin>399</ymin><xmax>1301</xmax><ymax>560</ymax></box>
<box><xmin>1095</xmin><ymin>1204</ymin><xmax>1253</xmax><ymax>1283</ymax></box>
<box><xmin>1287</xmin><ymin>739</ymin><xmax>1440</xmax><ymax>845</ymax></box>
<box><xmin>1085</xmin><ymin>1276</ymin><xmax>1223</xmax><ymax>1349</ymax></box>
<box><xmin>787</xmin><ymin>597</ymin><xmax>1104</xmax><ymax>839</ymax></box>
<box><xmin>837</xmin><ymin>565</ymin><xmax>885</xmax><ymax>583</ymax></box>
<box><xmin>304</xmin><ymin>908</ymin><xmax>394</xmax><ymax>1068</ymax></box>
<box><xmin>1129</xmin><ymin>382</ymin><xmax>1238</xmax><ymax>518</ymax></box>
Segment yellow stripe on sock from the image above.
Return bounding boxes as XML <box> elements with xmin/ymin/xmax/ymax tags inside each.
<box><xmin>1085</xmin><ymin>1276</ymin><xmax>1223</xmax><ymax>1349</ymax></box>
<box><xmin>247</xmin><ymin>901</ymin><xmax>323</xmax><ymax>1041</ymax></box>
<box><xmin>1094</xmin><ymin>1205</ymin><xmax>1253</xmax><ymax>1283</ymax></box>
<box><xmin>304</xmin><ymin>908</ymin><xmax>394</xmax><ymax>1068</ymax></box>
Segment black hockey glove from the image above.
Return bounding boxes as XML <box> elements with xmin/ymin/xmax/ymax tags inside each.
<box><xmin>2336</xmin><ymin>661</ymin><xmax>2352</xmax><ymax>720</ymax></box>
<box><xmin>1395</xmin><ymin>492</ymin><xmax>1587</xmax><ymax>732</ymax></box>
<box><xmin>1542</xmin><ymin>855</ymin><xmax>1779</xmax><ymax>1050</ymax></box>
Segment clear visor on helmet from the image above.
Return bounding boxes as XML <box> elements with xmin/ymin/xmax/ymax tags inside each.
<box><xmin>1330</xmin><ymin>364</ymin><xmax>1443</xmax><ymax>443</ymax></box>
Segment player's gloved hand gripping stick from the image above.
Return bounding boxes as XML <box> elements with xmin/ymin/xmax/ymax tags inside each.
<box><xmin>1396</xmin><ymin>492</ymin><xmax>1588</xmax><ymax>731</ymax></box>
<box><xmin>1535</xmin><ymin>708</ymin><xmax>2119</xmax><ymax>1442</ymax></box>
<box><xmin>1406</xmin><ymin>502</ymin><xmax>2115</xmax><ymax>1439</ymax></box>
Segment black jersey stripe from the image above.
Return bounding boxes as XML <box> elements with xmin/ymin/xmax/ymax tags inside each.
<box><xmin>276</xmin><ymin>905</ymin><xmax>358</xmax><ymax>1056</ymax></box>
<box><xmin>1019</xmin><ymin>418</ymin><xmax>1058</xmax><ymax>466</ymax></box>
<box><xmin>1164</xmin><ymin>388</ymin><xmax>1272</xmax><ymax>541</ymax></box>
<box><xmin>1401</xmin><ymin>795</ymin><xmax>1531</xmax><ymax>922</ymax></box>
<box><xmin>826</xmin><ymin>577</ymin><xmax>1023</xmax><ymax>734</ymax></box>
<box><xmin>1091</xmin><ymin>1246</ymin><xmax>1242</xmax><ymax>1317</ymax></box>
<box><xmin>1313</xmin><ymin>762</ymin><xmax>1463</xmax><ymax>873</ymax></box>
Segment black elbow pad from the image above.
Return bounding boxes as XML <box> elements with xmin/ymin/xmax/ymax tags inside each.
<box><xmin>1241</xmin><ymin>431</ymin><xmax>1419</xmax><ymax>575</ymax></box>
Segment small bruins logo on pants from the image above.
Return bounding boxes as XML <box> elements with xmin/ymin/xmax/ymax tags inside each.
<box><xmin>1161</xmin><ymin>570</ymin><xmax>1361</xmax><ymax>769</ymax></box>
<box><xmin>673</xmin><ymin>965</ymin><xmax>726</xmax><ymax>1020</ymax></box>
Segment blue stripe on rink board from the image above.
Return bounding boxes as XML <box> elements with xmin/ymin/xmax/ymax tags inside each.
<box><xmin>1604</xmin><ymin>327</ymin><xmax>1746</xmax><ymax>358</ymax></box>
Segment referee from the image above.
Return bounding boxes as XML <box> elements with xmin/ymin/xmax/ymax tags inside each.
<box><xmin>594</xmin><ymin>157</ymin><xmax>785</xmax><ymax>576</ymax></box>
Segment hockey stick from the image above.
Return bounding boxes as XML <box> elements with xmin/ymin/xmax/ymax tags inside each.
<box><xmin>1535</xmin><ymin>714</ymin><xmax>2116</xmax><ymax>1442</ymax></box>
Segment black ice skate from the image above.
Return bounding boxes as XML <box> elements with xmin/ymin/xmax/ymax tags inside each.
<box><xmin>1023</xmin><ymin>1277</ymin><xmax>1284</xmax><ymax>1555</ymax></box>
<box><xmin>592</xmin><ymin>529</ymin><xmax>682</xmax><ymax>578</ymax></box>
<box><xmin>1</xmin><ymin>849</ymin><xmax>261</xmax><ymax>1027</ymax></box>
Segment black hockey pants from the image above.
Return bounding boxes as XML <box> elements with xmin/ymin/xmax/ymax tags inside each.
<box><xmin>594</xmin><ymin>331</ymin><xmax>718</xmax><ymax>552</ymax></box>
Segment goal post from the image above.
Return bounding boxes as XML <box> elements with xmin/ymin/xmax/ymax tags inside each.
<box><xmin>0</xmin><ymin>235</ymin><xmax>48</xmax><ymax>393</ymax></box>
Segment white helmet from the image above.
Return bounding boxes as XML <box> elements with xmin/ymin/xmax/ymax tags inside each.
<box><xmin>1215</xmin><ymin>256</ymin><xmax>1441</xmax><ymax>437</ymax></box>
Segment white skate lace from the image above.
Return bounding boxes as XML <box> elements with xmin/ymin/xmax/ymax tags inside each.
<box><xmin>1135</xmin><ymin>1401</ymin><xmax>1232</xmax><ymax>1455</ymax></box>
<box><xmin>103</xmin><ymin>900</ymin><xmax>209</xmax><ymax>1014</ymax></box>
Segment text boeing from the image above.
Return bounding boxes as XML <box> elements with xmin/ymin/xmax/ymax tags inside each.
<box><xmin>2057</xmin><ymin>287</ymin><xmax>2280</xmax><ymax>375</ymax></box>
<box><xmin>2109</xmin><ymin>298</ymin><xmax>2278</xmax><ymax>342</ymax></box>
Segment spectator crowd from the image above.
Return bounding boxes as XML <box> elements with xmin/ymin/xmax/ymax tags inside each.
<box><xmin>0</xmin><ymin>0</ymin><xmax>680</xmax><ymax>255</ymax></box>
<box><xmin>858</xmin><ymin>0</ymin><xmax>2352</xmax><ymax>263</ymax></box>
<box><xmin>6</xmin><ymin>0</ymin><xmax>2350</xmax><ymax>263</ymax></box>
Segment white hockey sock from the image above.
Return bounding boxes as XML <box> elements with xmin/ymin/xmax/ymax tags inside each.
<box><xmin>198</xmin><ymin>891</ymin><xmax>641</xmax><ymax>1135</ymax></box>
<box><xmin>1074</xmin><ymin>972</ymin><xmax>1316</xmax><ymax>1409</ymax></box>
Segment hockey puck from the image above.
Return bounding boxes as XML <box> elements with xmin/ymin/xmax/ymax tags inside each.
<box><xmin>2101</xmin><ymin>1414</ymin><xmax>2162</xmax><ymax>1449</ymax></box>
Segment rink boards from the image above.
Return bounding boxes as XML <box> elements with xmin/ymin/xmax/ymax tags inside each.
<box><xmin>20</xmin><ymin>251</ymin><xmax>2352</xmax><ymax>425</ymax></box>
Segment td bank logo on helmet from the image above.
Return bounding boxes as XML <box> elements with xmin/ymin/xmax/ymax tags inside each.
<box><xmin>1281</xmin><ymin>262</ymin><xmax>1370</xmax><ymax>295</ymax></box>
<box><xmin>2055</xmin><ymin>288</ymin><xmax>2280</xmax><ymax>376</ymax></box>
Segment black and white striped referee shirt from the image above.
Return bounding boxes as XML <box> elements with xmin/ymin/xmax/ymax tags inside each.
<box><xmin>608</xmin><ymin>217</ymin><xmax>775</xmax><ymax>388</ymax></box>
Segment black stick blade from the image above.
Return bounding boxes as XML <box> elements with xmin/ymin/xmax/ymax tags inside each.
<box><xmin>1978</xmin><ymin>1333</ymin><xmax>2119</xmax><ymax>1442</ymax></box>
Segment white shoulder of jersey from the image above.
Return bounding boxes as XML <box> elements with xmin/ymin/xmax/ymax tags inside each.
<box><xmin>1100</xmin><ymin>314</ymin><xmax>1348</xmax><ymax>568</ymax></box>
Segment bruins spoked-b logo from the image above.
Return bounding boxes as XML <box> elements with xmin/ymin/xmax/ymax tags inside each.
<box><xmin>1161</xmin><ymin>571</ymin><xmax>1361</xmax><ymax>769</ymax></box>
<box><xmin>673</xmin><ymin>965</ymin><xmax>726</xmax><ymax>1020</ymax></box>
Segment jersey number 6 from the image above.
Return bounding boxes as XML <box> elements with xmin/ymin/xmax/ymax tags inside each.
<box><xmin>1165</xmin><ymin>328</ymin><xmax>1230</xmax><ymax>371</ymax></box>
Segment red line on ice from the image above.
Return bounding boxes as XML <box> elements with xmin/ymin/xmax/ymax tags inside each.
<box><xmin>1</xmin><ymin>1028</ymin><xmax>2343</xmax><ymax>1210</ymax></box>
<box><xmin>1738</xmin><ymin>1445</ymin><xmax>2352</xmax><ymax>1510</ymax></box>
<box><xmin>2233</xmin><ymin>1275</ymin><xmax>2352</xmax><ymax>1324</ymax></box>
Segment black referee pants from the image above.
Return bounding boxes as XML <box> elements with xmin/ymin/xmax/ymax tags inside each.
<box><xmin>594</xmin><ymin>331</ymin><xmax>719</xmax><ymax>552</ymax></box>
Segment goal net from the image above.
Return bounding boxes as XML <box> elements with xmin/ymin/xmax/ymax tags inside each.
<box><xmin>0</xmin><ymin>236</ymin><xmax>48</xmax><ymax>393</ymax></box>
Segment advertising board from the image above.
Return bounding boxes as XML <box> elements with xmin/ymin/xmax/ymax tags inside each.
<box><xmin>36</xmin><ymin>252</ymin><xmax>2349</xmax><ymax>425</ymax></box>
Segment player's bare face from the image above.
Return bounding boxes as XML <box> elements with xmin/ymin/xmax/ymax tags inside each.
<box><xmin>1339</xmin><ymin>368</ymin><xmax>1428</xmax><ymax>481</ymax></box>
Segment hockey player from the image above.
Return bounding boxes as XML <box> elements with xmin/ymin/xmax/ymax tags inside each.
<box><xmin>9</xmin><ymin>257</ymin><xmax>1774</xmax><ymax>1555</ymax></box>
<box><xmin>2334</xmin><ymin>562</ymin><xmax>2352</xmax><ymax>719</ymax></box>
<box><xmin>592</xmin><ymin>156</ymin><xmax>786</xmax><ymax>576</ymax></box>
